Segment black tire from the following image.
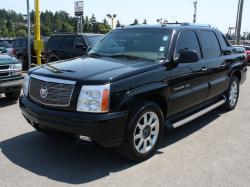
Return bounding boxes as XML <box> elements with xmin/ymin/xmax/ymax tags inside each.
<box><xmin>117</xmin><ymin>101</ymin><xmax>164</xmax><ymax>162</ymax></box>
<box><xmin>223</xmin><ymin>76</ymin><xmax>240</xmax><ymax>111</ymax></box>
<box><xmin>5</xmin><ymin>90</ymin><xmax>21</xmax><ymax>101</ymax></box>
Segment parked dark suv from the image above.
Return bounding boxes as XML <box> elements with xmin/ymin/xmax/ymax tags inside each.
<box><xmin>45</xmin><ymin>33</ymin><xmax>104</xmax><ymax>62</ymax></box>
<box><xmin>20</xmin><ymin>24</ymin><xmax>247</xmax><ymax>161</ymax></box>
<box><xmin>11</xmin><ymin>37</ymin><xmax>48</xmax><ymax>71</ymax></box>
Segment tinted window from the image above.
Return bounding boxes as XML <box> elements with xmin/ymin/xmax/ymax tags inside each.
<box><xmin>85</xmin><ymin>35</ymin><xmax>103</xmax><ymax>46</ymax></box>
<box><xmin>200</xmin><ymin>31</ymin><xmax>221</xmax><ymax>58</ymax></box>
<box><xmin>175</xmin><ymin>30</ymin><xmax>201</xmax><ymax>58</ymax></box>
<box><xmin>74</xmin><ymin>36</ymin><xmax>86</xmax><ymax>48</ymax></box>
<box><xmin>221</xmin><ymin>34</ymin><xmax>231</xmax><ymax>47</ymax></box>
<box><xmin>0</xmin><ymin>41</ymin><xmax>11</xmax><ymax>48</ymax></box>
<box><xmin>91</xmin><ymin>29</ymin><xmax>172</xmax><ymax>61</ymax></box>
<box><xmin>244</xmin><ymin>47</ymin><xmax>250</xmax><ymax>51</ymax></box>
<box><xmin>61</xmin><ymin>36</ymin><xmax>74</xmax><ymax>50</ymax></box>
<box><xmin>20</xmin><ymin>39</ymin><xmax>27</xmax><ymax>47</ymax></box>
<box><xmin>13</xmin><ymin>39</ymin><xmax>21</xmax><ymax>48</ymax></box>
<box><xmin>47</xmin><ymin>36</ymin><xmax>62</xmax><ymax>49</ymax></box>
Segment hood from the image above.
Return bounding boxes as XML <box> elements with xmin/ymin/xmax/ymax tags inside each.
<box><xmin>0</xmin><ymin>54</ymin><xmax>19</xmax><ymax>65</ymax></box>
<box><xmin>31</xmin><ymin>57</ymin><xmax>161</xmax><ymax>83</ymax></box>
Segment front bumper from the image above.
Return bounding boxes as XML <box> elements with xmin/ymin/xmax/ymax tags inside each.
<box><xmin>0</xmin><ymin>79</ymin><xmax>23</xmax><ymax>94</ymax></box>
<box><xmin>19</xmin><ymin>96</ymin><xmax>128</xmax><ymax>147</ymax></box>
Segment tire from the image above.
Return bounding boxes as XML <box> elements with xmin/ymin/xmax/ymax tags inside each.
<box><xmin>117</xmin><ymin>101</ymin><xmax>164</xmax><ymax>162</ymax></box>
<box><xmin>5</xmin><ymin>90</ymin><xmax>21</xmax><ymax>101</ymax></box>
<box><xmin>223</xmin><ymin>76</ymin><xmax>240</xmax><ymax>111</ymax></box>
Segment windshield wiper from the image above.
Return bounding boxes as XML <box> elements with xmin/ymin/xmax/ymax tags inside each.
<box><xmin>108</xmin><ymin>54</ymin><xmax>150</xmax><ymax>61</ymax></box>
<box><xmin>87</xmin><ymin>52</ymin><xmax>104</xmax><ymax>58</ymax></box>
<box><xmin>44</xmin><ymin>64</ymin><xmax>75</xmax><ymax>73</ymax></box>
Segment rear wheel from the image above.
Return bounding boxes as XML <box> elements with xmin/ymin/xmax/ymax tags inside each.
<box><xmin>5</xmin><ymin>90</ymin><xmax>21</xmax><ymax>101</ymax></box>
<box><xmin>117</xmin><ymin>101</ymin><xmax>164</xmax><ymax>161</ymax></box>
<box><xmin>223</xmin><ymin>76</ymin><xmax>240</xmax><ymax>110</ymax></box>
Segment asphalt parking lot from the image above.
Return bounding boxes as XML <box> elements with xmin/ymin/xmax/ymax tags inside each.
<box><xmin>0</xmin><ymin>73</ymin><xmax>250</xmax><ymax>187</ymax></box>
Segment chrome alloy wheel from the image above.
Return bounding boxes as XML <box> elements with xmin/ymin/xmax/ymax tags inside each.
<box><xmin>133</xmin><ymin>112</ymin><xmax>160</xmax><ymax>154</ymax></box>
<box><xmin>229</xmin><ymin>80</ymin><xmax>238</xmax><ymax>107</ymax></box>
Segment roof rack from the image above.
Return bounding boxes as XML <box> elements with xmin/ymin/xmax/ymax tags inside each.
<box><xmin>162</xmin><ymin>22</ymin><xmax>211</xmax><ymax>28</ymax></box>
<box><xmin>182</xmin><ymin>22</ymin><xmax>211</xmax><ymax>27</ymax></box>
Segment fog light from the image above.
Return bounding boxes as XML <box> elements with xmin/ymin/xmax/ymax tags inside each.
<box><xmin>79</xmin><ymin>135</ymin><xmax>92</xmax><ymax>142</ymax></box>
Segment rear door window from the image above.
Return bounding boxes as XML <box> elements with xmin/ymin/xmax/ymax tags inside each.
<box><xmin>61</xmin><ymin>36</ymin><xmax>74</xmax><ymax>51</ymax></box>
<box><xmin>175</xmin><ymin>30</ymin><xmax>202</xmax><ymax>58</ymax></box>
<box><xmin>47</xmin><ymin>36</ymin><xmax>62</xmax><ymax>49</ymax></box>
<box><xmin>200</xmin><ymin>30</ymin><xmax>222</xmax><ymax>58</ymax></box>
<box><xmin>74</xmin><ymin>36</ymin><xmax>87</xmax><ymax>49</ymax></box>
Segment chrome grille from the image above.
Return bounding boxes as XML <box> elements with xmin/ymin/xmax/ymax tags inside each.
<box><xmin>29</xmin><ymin>75</ymin><xmax>76</xmax><ymax>107</ymax></box>
<box><xmin>0</xmin><ymin>64</ymin><xmax>10</xmax><ymax>78</ymax></box>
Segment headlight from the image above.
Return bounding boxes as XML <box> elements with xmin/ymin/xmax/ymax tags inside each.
<box><xmin>23</xmin><ymin>74</ymin><xmax>30</xmax><ymax>97</ymax></box>
<box><xmin>11</xmin><ymin>63</ymin><xmax>22</xmax><ymax>76</ymax></box>
<box><xmin>77</xmin><ymin>84</ymin><xmax>110</xmax><ymax>113</ymax></box>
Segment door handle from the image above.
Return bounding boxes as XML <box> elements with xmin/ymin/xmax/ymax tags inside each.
<box><xmin>201</xmin><ymin>67</ymin><xmax>208</xmax><ymax>71</ymax></box>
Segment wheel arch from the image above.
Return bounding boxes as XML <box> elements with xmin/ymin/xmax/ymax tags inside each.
<box><xmin>118</xmin><ymin>82</ymin><xmax>170</xmax><ymax>119</ymax></box>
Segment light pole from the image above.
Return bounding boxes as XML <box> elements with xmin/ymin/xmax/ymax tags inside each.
<box><xmin>26</xmin><ymin>0</ymin><xmax>31</xmax><ymax>69</ymax></box>
<box><xmin>106</xmin><ymin>14</ymin><xmax>117</xmax><ymax>29</ymax></box>
<box><xmin>193</xmin><ymin>0</ymin><xmax>198</xmax><ymax>23</ymax></box>
<box><xmin>235</xmin><ymin>0</ymin><xmax>244</xmax><ymax>44</ymax></box>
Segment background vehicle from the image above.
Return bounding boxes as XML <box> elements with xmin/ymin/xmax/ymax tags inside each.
<box><xmin>11</xmin><ymin>37</ymin><xmax>47</xmax><ymax>71</ymax></box>
<box><xmin>243</xmin><ymin>46</ymin><xmax>250</xmax><ymax>63</ymax></box>
<box><xmin>0</xmin><ymin>47</ymin><xmax>23</xmax><ymax>101</ymax></box>
<box><xmin>20</xmin><ymin>24</ymin><xmax>247</xmax><ymax>161</ymax></box>
<box><xmin>0</xmin><ymin>40</ymin><xmax>16</xmax><ymax>57</ymax></box>
<box><xmin>233</xmin><ymin>45</ymin><xmax>250</xmax><ymax>64</ymax></box>
<box><xmin>45</xmin><ymin>33</ymin><xmax>104</xmax><ymax>62</ymax></box>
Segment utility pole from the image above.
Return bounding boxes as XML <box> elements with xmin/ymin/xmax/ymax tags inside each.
<box><xmin>34</xmin><ymin>0</ymin><xmax>44</xmax><ymax>65</ymax></box>
<box><xmin>193</xmin><ymin>0</ymin><xmax>198</xmax><ymax>23</ymax></box>
<box><xmin>26</xmin><ymin>0</ymin><xmax>31</xmax><ymax>69</ymax></box>
<box><xmin>236</xmin><ymin>0</ymin><xmax>244</xmax><ymax>45</ymax></box>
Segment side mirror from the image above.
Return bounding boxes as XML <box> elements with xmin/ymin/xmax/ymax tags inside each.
<box><xmin>0</xmin><ymin>47</ymin><xmax>7</xmax><ymax>54</ymax></box>
<box><xmin>223</xmin><ymin>48</ymin><xmax>233</xmax><ymax>55</ymax></box>
<box><xmin>75</xmin><ymin>43</ymin><xmax>87</xmax><ymax>50</ymax></box>
<box><xmin>174</xmin><ymin>50</ymin><xmax>199</xmax><ymax>64</ymax></box>
<box><xmin>87</xmin><ymin>46</ymin><xmax>92</xmax><ymax>53</ymax></box>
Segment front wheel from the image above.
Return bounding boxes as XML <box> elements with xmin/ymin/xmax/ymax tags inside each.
<box><xmin>223</xmin><ymin>76</ymin><xmax>240</xmax><ymax>110</ymax></box>
<box><xmin>117</xmin><ymin>101</ymin><xmax>164</xmax><ymax>162</ymax></box>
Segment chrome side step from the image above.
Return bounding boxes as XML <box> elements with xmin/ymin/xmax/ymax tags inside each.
<box><xmin>170</xmin><ymin>97</ymin><xmax>226</xmax><ymax>129</ymax></box>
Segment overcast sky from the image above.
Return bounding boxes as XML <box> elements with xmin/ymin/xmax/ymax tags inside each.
<box><xmin>1</xmin><ymin>0</ymin><xmax>249</xmax><ymax>33</ymax></box>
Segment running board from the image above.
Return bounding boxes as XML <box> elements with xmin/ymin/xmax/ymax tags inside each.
<box><xmin>168</xmin><ymin>97</ymin><xmax>226</xmax><ymax>129</ymax></box>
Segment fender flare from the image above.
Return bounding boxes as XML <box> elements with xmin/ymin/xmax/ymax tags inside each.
<box><xmin>118</xmin><ymin>82</ymin><xmax>170</xmax><ymax>111</ymax></box>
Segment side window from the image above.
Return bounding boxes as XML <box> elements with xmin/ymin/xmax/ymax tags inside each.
<box><xmin>21</xmin><ymin>39</ymin><xmax>27</xmax><ymax>47</ymax></box>
<box><xmin>200</xmin><ymin>31</ymin><xmax>221</xmax><ymax>58</ymax></box>
<box><xmin>175</xmin><ymin>30</ymin><xmax>201</xmax><ymax>58</ymax></box>
<box><xmin>221</xmin><ymin>34</ymin><xmax>231</xmax><ymax>47</ymax></box>
<box><xmin>13</xmin><ymin>39</ymin><xmax>21</xmax><ymax>48</ymax></box>
<box><xmin>61</xmin><ymin>36</ymin><xmax>74</xmax><ymax>50</ymax></box>
<box><xmin>74</xmin><ymin>36</ymin><xmax>86</xmax><ymax>49</ymax></box>
<box><xmin>47</xmin><ymin>36</ymin><xmax>62</xmax><ymax>49</ymax></box>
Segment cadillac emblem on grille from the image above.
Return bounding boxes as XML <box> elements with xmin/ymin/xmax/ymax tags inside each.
<box><xmin>40</xmin><ymin>84</ymin><xmax>48</xmax><ymax>99</ymax></box>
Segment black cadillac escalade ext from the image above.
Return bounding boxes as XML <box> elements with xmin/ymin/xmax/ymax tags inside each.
<box><xmin>19</xmin><ymin>23</ymin><xmax>247</xmax><ymax>161</ymax></box>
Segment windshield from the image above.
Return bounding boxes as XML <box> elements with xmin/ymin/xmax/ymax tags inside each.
<box><xmin>0</xmin><ymin>41</ymin><xmax>12</xmax><ymax>48</ymax></box>
<box><xmin>89</xmin><ymin>28</ymin><xmax>172</xmax><ymax>61</ymax></box>
<box><xmin>86</xmin><ymin>35</ymin><xmax>103</xmax><ymax>46</ymax></box>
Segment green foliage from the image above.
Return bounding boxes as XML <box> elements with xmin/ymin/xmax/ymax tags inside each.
<box><xmin>0</xmin><ymin>9</ymin><xmax>111</xmax><ymax>37</ymax></box>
